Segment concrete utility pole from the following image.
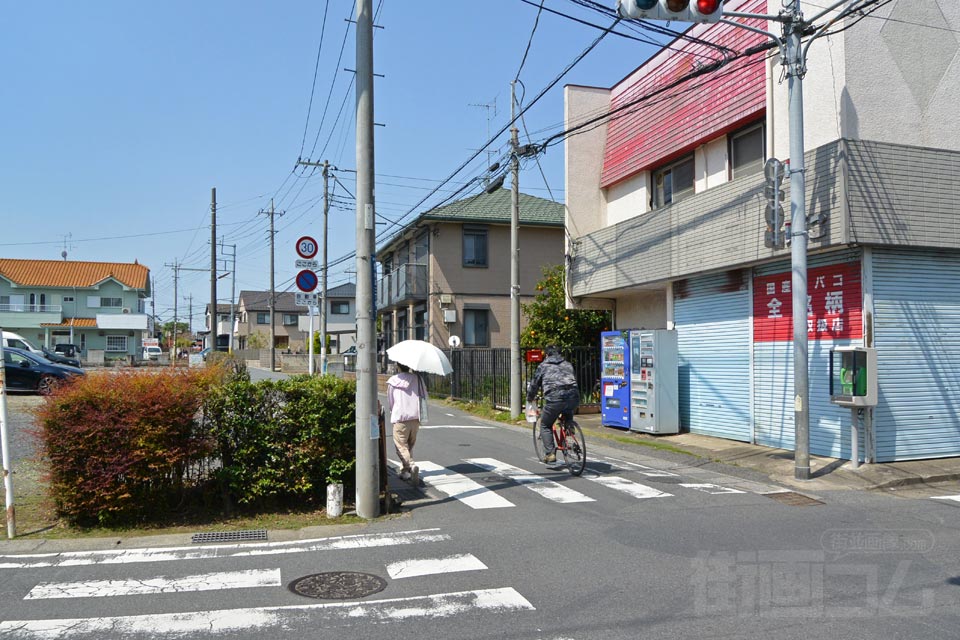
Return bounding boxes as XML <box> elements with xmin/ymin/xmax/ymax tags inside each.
<box><xmin>184</xmin><ymin>294</ymin><xmax>193</xmax><ymax>343</ymax></box>
<box><xmin>164</xmin><ymin>260</ymin><xmax>180</xmax><ymax>366</ymax></box>
<box><xmin>220</xmin><ymin>240</ymin><xmax>237</xmax><ymax>353</ymax></box>
<box><xmin>295</xmin><ymin>158</ymin><xmax>333</xmax><ymax>375</ymax></box>
<box><xmin>260</xmin><ymin>200</ymin><xmax>284</xmax><ymax>371</ymax></box>
<box><xmin>210</xmin><ymin>187</ymin><xmax>217</xmax><ymax>352</ymax></box>
<box><xmin>509</xmin><ymin>81</ymin><xmax>522</xmax><ymax>420</ymax></box>
<box><xmin>355</xmin><ymin>0</ymin><xmax>379</xmax><ymax>519</ymax></box>
<box><xmin>0</xmin><ymin>336</ymin><xmax>15</xmax><ymax>538</ymax></box>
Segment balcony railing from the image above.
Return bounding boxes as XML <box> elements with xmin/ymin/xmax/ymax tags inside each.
<box><xmin>0</xmin><ymin>304</ymin><xmax>62</xmax><ymax>313</ymax></box>
<box><xmin>377</xmin><ymin>263</ymin><xmax>428</xmax><ymax>309</ymax></box>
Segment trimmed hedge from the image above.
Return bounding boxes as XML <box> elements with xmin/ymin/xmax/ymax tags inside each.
<box><xmin>34</xmin><ymin>367</ymin><xmax>357</xmax><ymax>526</ymax></box>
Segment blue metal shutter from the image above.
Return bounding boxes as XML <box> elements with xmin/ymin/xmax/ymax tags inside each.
<box><xmin>675</xmin><ymin>272</ymin><xmax>751</xmax><ymax>441</ymax></box>
<box><xmin>752</xmin><ymin>250</ymin><xmax>861</xmax><ymax>457</ymax></box>
<box><xmin>872</xmin><ymin>249</ymin><xmax>960</xmax><ymax>461</ymax></box>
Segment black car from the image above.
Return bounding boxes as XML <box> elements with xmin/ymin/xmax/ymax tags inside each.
<box><xmin>2</xmin><ymin>347</ymin><xmax>85</xmax><ymax>394</ymax></box>
<box><xmin>55</xmin><ymin>343</ymin><xmax>82</xmax><ymax>358</ymax></box>
<box><xmin>42</xmin><ymin>346</ymin><xmax>81</xmax><ymax>368</ymax></box>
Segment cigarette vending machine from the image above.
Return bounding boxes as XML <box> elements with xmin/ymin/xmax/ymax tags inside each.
<box><xmin>628</xmin><ymin>329</ymin><xmax>679</xmax><ymax>434</ymax></box>
<box><xmin>600</xmin><ymin>330</ymin><xmax>630</xmax><ymax>429</ymax></box>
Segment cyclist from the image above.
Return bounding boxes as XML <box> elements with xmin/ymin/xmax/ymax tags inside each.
<box><xmin>526</xmin><ymin>344</ymin><xmax>579</xmax><ymax>464</ymax></box>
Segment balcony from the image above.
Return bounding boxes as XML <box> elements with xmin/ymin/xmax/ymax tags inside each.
<box><xmin>377</xmin><ymin>263</ymin><xmax>428</xmax><ymax>310</ymax></box>
<box><xmin>0</xmin><ymin>304</ymin><xmax>62</xmax><ymax>328</ymax></box>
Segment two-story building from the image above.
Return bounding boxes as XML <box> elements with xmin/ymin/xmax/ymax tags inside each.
<box><xmin>376</xmin><ymin>187</ymin><xmax>564</xmax><ymax>350</ymax></box>
<box><xmin>564</xmin><ymin>0</ymin><xmax>960</xmax><ymax>462</ymax></box>
<box><xmin>234</xmin><ymin>285</ymin><xmax>357</xmax><ymax>353</ymax></box>
<box><xmin>0</xmin><ymin>258</ymin><xmax>152</xmax><ymax>361</ymax></box>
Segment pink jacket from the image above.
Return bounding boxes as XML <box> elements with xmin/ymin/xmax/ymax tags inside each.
<box><xmin>387</xmin><ymin>371</ymin><xmax>422</xmax><ymax>423</ymax></box>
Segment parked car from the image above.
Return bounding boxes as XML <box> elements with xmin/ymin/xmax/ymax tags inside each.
<box><xmin>54</xmin><ymin>343</ymin><xmax>82</xmax><ymax>358</ymax></box>
<box><xmin>1</xmin><ymin>330</ymin><xmax>43</xmax><ymax>355</ymax></box>
<box><xmin>41</xmin><ymin>346</ymin><xmax>81</xmax><ymax>368</ymax></box>
<box><xmin>2</xmin><ymin>347</ymin><xmax>85</xmax><ymax>394</ymax></box>
<box><xmin>143</xmin><ymin>346</ymin><xmax>163</xmax><ymax>361</ymax></box>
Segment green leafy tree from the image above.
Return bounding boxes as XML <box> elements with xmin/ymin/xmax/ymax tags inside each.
<box><xmin>246</xmin><ymin>331</ymin><xmax>269</xmax><ymax>349</ymax></box>
<box><xmin>521</xmin><ymin>265</ymin><xmax>610</xmax><ymax>349</ymax></box>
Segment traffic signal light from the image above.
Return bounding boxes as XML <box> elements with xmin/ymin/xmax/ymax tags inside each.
<box><xmin>764</xmin><ymin>158</ymin><xmax>786</xmax><ymax>250</ymax></box>
<box><xmin>617</xmin><ymin>0</ymin><xmax>724</xmax><ymax>23</ymax></box>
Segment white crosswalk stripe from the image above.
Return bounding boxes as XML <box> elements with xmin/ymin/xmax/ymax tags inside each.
<box><xmin>385</xmin><ymin>553</ymin><xmax>487</xmax><ymax>579</ymax></box>
<box><xmin>583</xmin><ymin>474</ymin><xmax>673</xmax><ymax>499</ymax></box>
<box><xmin>931</xmin><ymin>495</ymin><xmax>960</xmax><ymax>503</ymax></box>
<box><xmin>417</xmin><ymin>460</ymin><xmax>515</xmax><ymax>509</ymax></box>
<box><xmin>464</xmin><ymin>458</ymin><xmax>596</xmax><ymax>504</ymax></box>
<box><xmin>678</xmin><ymin>483</ymin><xmax>746</xmax><ymax>495</ymax></box>
<box><xmin>24</xmin><ymin>568</ymin><xmax>281</xmax><ymax>600</ymax></box>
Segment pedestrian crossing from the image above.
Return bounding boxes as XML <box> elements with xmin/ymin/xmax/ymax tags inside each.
<box><xmin>0</xmin><ymin>528</ymin><xmax>533</xmax><ymax>639</ymax></box>
<box><xmin>393</xmin><ymin>455</ymin><xmax>776</xmax><ymax>511</ymax></box>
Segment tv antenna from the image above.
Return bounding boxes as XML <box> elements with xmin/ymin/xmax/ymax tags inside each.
<box><xmin>60</xmin><ymin>233</ymin><xmax>75</xmax><ymax>260</ymax></box>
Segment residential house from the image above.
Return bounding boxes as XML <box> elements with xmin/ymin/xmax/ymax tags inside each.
<box><xmin>235</xmin><ymin>286</ymin><xmax>357</xmax><ymax>352</ymax></box>
<box><xmin>0</xmin><ymin>258</ymin><xmax>151</xmax><ymax>360</ymax></box>
<box><xmin>376</xmin><ymin>187</ymin><xmax>564</xmax><ymax>350</ymax></box>
<box><xmin>563</xmin><ymin>0</ymin><xmax>960</xmax><ymax>461</ymax></box>
<box><xmin>203</xmin><ymin>303</ymin><xmax>235</xmax><ymax>351</ymax></box>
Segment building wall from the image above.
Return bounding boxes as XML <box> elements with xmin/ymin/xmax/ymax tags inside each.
<box><xmin>564</xmin><ymin>84</ymin><xmax>611</xmax><ymax>236</ymax></box>
<box><xmin>614</xmin><ymin>291</ymin><xmax>667</xmax><ymax>331</ymax></box>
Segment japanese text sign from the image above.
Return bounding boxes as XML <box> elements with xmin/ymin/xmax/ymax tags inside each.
<box><xmin>753</xmin><ymin>261</ymin><xmax>862</xmax><ymax>342</ymax></box>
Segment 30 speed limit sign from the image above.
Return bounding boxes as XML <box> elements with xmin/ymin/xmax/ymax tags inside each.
<box><xmin>295</xmin><ymin>236</ymin><xmax>318</xmax><ymax>259</ymax></box>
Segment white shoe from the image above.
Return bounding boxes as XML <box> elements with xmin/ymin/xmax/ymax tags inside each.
<box><xmin>400</xmin><ymin>470</ymin><xmax>411</xmax><ymax>481</ymax></box>
<box><xmin>411</xmin><ymin>465</ymin><xmax>420</xmax><ymax>486</ymax></box>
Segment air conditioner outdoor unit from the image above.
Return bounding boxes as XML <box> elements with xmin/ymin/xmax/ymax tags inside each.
<box><xmin>439</xmin><ymin>294</ymin><xmax>453</xmax><ymax>305</ymax></box>
<box><xmin>443</xmin><ymin>309</ymin><xmax>457</xmax><ymax>323</ymax></box>
<box><xmin>122</xmin><ymin>307</ymin><xmax>131</xmax><ymax>314</ymax></box>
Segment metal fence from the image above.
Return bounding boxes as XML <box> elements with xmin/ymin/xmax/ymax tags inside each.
<box><xmin>425</xmin><ymin>346</ymin><xmax>600</xmax><ymax>411</ymax></box>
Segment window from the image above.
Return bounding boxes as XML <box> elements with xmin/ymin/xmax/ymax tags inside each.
<box><xmin>331</xmin><ymin>301</ymin><xmax>350</xmax><ymax>315</ymax></box>
<box><xmin>0</xmin><ymin>295</ymin><xmax>24</xmax><ymax>311</ymax></box>
<box><xmin>282</xmin><ymin>313</ymin><xmax>298</xmax><ymax>326</ymax></box>
<box><xmin>100</xmin><ymin>297</ymin><xmax>123</xmax><ymax>308</ymax></box>
<box><xmin>653</xmin><ymin>155</ymin><xmax>695</xmax><ymax>208</ymax></box>
<box><xmin>464</xmin><ymin>309</ymin><xmax>489</xmax><ymax>347</ymax></box>
<box><xmin>463</xmin><ymin>226</ymin><xmax>488</xmax><ymax>267</ymax></box>
<box><xmin>62</xmin><ymin>296</ymin><xmax>75</xmax><ymax>303</ymax></box>
<box><xmin>256</xmin><ymin>312</ymin><xmax>269</xmax><ymax>324</ymax></box>
<box><xmin>105</xmin><ymin>335</ymin><xmax>128</xmax><ymax>352</ymax></box>
<box><xmin>730</xmin><ymin>122</ymin><xmax>765</xmax><ymax>179</ymax></box>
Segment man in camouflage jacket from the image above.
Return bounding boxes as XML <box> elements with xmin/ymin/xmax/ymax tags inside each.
<box><xmin>526</xmin><ymin>345</ymin><xmax>579</xmax><ymax>463</ymax></box>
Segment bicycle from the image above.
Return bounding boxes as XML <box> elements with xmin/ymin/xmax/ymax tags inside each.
<box><xmin>530</xmin><ymin>403</ymin><xmax>587</xmax><ymax>476</ymax></box>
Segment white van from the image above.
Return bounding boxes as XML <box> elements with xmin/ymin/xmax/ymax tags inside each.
<box><xmin>143</xmin><ymin>346</ymin><xmax>163</xmax><ymax>360</ymax></box>
<box><xmin>1</xmin><ymin>330</ymin><xmax>43</xmax><ymax>355</ymax></box>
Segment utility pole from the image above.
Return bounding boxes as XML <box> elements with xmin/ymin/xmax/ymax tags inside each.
<box><xmin>151</xmin><ymin>276</ymin><xmax>156</xmax><ymax>339</ymax></box>
<box><xmin>260</xmin><ymin>199</ymin><xmax>284</xmax><ymax>371</ymax></box>
<box><xmin>210</xmin><ymin>188</ymin><xmax>217</xmax><ymax>352</ymax></box>
<box><xmin>509</xmin><ymin>81</ymin><xmax>522</xmax><ymax>420</ymax></box>
<box><xmin>0</xmin><ymin>336</ymin><xmax>16</xmax><ymax>538</ymax></box>
<box><xmin>164</xmin><ymin>260</ymin><xmax>180</xmax><ymax>366</ymax></box>
<box><xmin>220</xmin><ymin>240</ymin><xmax>237</xmax><ymax>353</ymax></box>
<box><xmin>295</xmin><ymin>158</ymin><xmax>333</xmax><ymax>376</ymax></box>
<box><xmin>355</xmin><ymin>0</ymin><xmax>379</xmax><ymax>519</ymax></box>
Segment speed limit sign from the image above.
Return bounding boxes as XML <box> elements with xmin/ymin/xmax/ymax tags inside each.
<box><xmin>295</xmin><ymin>236</ymin><xmax>318</xmax><ymax>259</ymax></box>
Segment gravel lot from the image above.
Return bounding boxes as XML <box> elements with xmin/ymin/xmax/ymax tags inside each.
<box><xmin>2</xmin><ymin>393</ymin><xmax>44</xmax><ymax>463</ymax></box>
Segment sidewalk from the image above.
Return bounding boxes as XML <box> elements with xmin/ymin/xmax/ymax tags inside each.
<box><xmin>571</xmin><ymin>411</ymin><xmax>960</xmax><ymax>493</ymax></box>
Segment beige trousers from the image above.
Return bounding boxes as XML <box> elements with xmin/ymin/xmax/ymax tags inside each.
<box><xmin>393</xmin><ymin>420</ymin><xmax>421</xmax><ymax>472</ymax></box>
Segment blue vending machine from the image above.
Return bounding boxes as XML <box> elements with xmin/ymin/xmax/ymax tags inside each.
<box><xmin>600</xmin><ymin>330</ymin><xmax>631</xmax><ymax>429</ymax></box>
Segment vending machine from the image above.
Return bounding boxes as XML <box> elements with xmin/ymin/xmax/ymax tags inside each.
<box><xmin>628</xmin><ymin>329</ymin><xmax>679</xmax><ymax>434</ymax></box>
<box><xmin>600</xmin><ymin>330</ymin><xmax>631</xmax><ymax>429</ymax></box>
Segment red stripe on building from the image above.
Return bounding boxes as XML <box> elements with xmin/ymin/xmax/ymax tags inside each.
<box><xmin>600</xmin><ymin>0</ymin><xmax>769</xmax><ymax>188</ymax></box>
<box><xmin>753</xmin><ymin>261</ymin><xmax>863</xmax><ymax>342</ymax></box>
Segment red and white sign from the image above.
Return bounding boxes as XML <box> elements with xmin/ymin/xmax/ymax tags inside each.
<box><xmin>295</xmin><ymin>236</ymin><xmax>318</xmax><ymax>259</ymax></box>
<box><xmin>753</xmin><ymin>261</ymin><xmax>862</xmax><ymax>342</ymax></box>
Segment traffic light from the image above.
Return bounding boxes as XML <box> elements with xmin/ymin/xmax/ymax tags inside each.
<box><xmin>764</xmin><ymin>158</ymin><xmax>786</xmax><ymax>250</ymax></box>
<box><xmin>617</xmin><ymin>0</ymin><xmax>724</xmax><ymax>23</ymax></box>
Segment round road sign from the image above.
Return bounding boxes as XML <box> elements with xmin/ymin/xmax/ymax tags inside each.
<box><xmin>296</xmin><ymin>236</ymin><xmax>319</xmax><ymax>259</ymax></box>
<box><xmin>296</xmin><ymin>269</ymin><xmax>319</xmax><ymax>292</ymax></box>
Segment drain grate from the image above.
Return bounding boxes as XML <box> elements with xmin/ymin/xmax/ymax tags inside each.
<box><xmin>191</xmin><ymin>529</ymin><xmax>268</xmax><ymax>544</ymax></box>
<box><xmin>765</xmin><ymin>491</ymin><xmax>824</xmax><ymax>507</ymax></box>
<box><xmin>289</xmin><ymin>571</ymin><xmax>387</xmax><ymax>599</ymax></box>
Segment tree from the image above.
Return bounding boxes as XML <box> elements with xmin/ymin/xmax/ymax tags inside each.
<box><xmin>521</xmin><ymin>265</ymin><xmax>610</xmax><ymax>349</ymax></box>
<box><xmin>246</xmin><ymin>331</ymin><xmax>269</xmax><ymax>349</ymax></box>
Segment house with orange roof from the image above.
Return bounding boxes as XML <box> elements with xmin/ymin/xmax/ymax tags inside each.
<box><xmin>0</xmin><ymin>258</ymin><xmax>151</xmax><ymax>362</ymax></box>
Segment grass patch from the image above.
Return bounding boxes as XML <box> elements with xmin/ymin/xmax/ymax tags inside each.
<box><xmin>598</xmin><ymin>432</ymin><xmax>699</xmax><ymax>456</ymax></box>
<box><xmin>439</xmin><ymin>398</ymin><xmax>514</xmax><ymax>424</ymax></box>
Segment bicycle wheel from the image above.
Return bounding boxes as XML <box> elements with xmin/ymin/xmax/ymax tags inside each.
<box><xmin>561</xmin><ymin>420</ymin><xmax>587</xmax><ymax>476</ymax></box>
<box><xmin>533</xmin><ymin>417</ymin><xmax>546</xmax><ymax>462</ymax></box>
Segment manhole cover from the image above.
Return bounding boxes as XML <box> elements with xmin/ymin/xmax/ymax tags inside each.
<box><xmin>289</xmin><ymin>572</ymin><xmax>387</xmax><ymax>600</ymax></box>
<box><xmin>191</xmin><ymin>529</ymin><xmax>267</xmax><ymax>544</ymax></box>
<box><xmin>765</xmin><ymin>491</ymin><xmax>824</xmax><ymax>506</ymax></box>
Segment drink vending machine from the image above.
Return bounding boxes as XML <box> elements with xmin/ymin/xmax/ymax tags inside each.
<box><xmin>600</xmin><ymin>330</ymin><xmax>631</xmax><ymax>429</ymax></box>
<box><xmin>628</xmin><ymin>329</ymin><xmax>679</xmax><ymax>434</ymax></box>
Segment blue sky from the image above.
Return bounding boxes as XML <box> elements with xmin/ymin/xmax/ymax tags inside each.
<box><xmin>1</xmin><ymin>1</ymin><xmax>661</xmax><ymax>330</ymax></box>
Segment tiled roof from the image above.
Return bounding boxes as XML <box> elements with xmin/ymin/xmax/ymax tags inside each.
<box><xmin>0</xmin><ymin>259</ymin><xmax>150</xmax><ymax>290</ymax></box>
<box><xmin>422</xmin><ymin>188</ymin><xmax>563</xmax><ymax>226</ymax></box>
<box><xmin>40</xmin><ymin>318</ymin><xmax>98</xmax><ymax>327</ymax></box>
<box><xmin>237</xmin><ymin>290</ymin><xmax>303</xmax><ymax>312</ymax></box>
<box><xmin>328</xmin><ymin>282</ymin><xmax>356</xmax><ymax>298</ymax></box>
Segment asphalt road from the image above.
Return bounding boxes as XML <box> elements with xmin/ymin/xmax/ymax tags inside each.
<box><xmin>2</xmin><ymin>379</ymin><xmax>958</xmax><ymax>638</ymax></box>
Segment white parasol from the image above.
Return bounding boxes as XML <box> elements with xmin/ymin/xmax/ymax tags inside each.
<box><xmin>386</xmin><ymin>339</ymin><xmax>453</xmax><ymax>376</ymax></box>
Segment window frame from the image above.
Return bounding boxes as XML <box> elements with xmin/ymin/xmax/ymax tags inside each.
<box><xmin>331</xmin><ymin>301</ymin><xmax>350</xmax><ymax>315</ymax></box>
<box><xmin>729</xmin><ymin>121</ymin><xmax>766</xmax><ymax>180</ymax></box>
<box><xmin>256</xmin><ymin>312</ymin><xmax>269</xmax><ymax>325</ymax></box>
<box><xmin>463</xmin><ymin>308</ymin><xmax>490</xmax><ymax>347</ymax></box>
<box><xmin>282</xmin><ymin>313</ymin><xmax>298</xmax><ymax>326</ymax></box>
<box><xmin>652</xmin><ymin>154</ymin><xmax>695</xmax><ymax>209</ymax></box>
<box><xmin>462</xmin><ymin>225</ymin><xmax>489</xmax><ymax>268</ymax></box>
<box><xmin>105</xmin><ymin>335</ymin><xmax>128</xmax><ymax>352</ymax></box>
